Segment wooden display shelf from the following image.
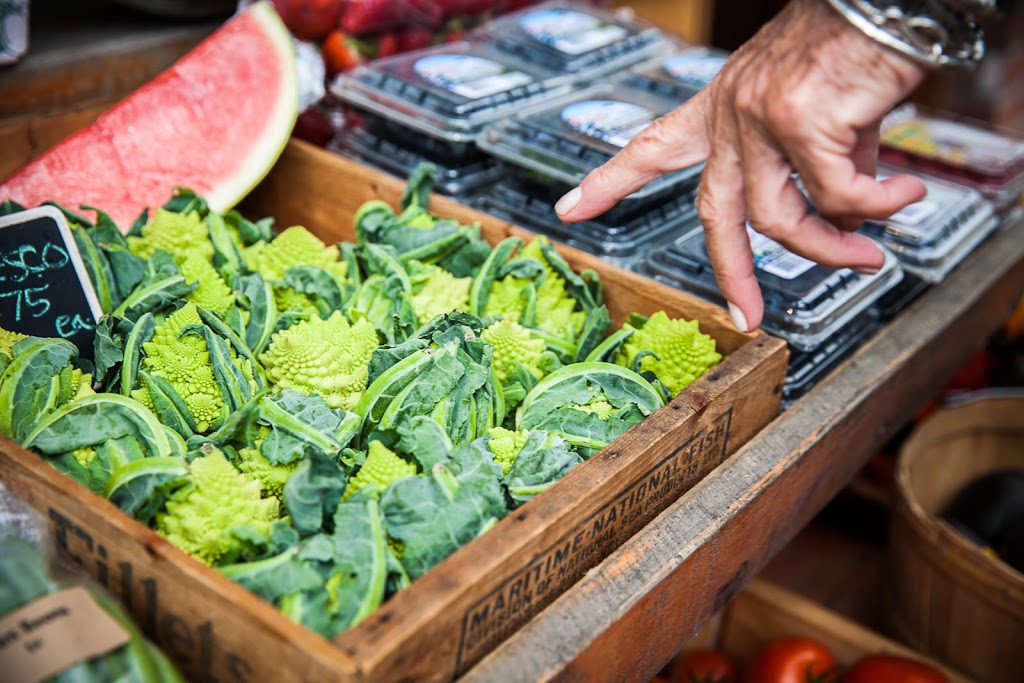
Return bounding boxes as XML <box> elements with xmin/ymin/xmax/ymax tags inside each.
<box><xmin>460</xmin><ymin>214</ymin><xmax>1024</xmax><ymax>683</ymax></box>
<box><xmin>0</xmin><ymin>139</ymin><xmax>788</xmax><ymax>683</ymax></box>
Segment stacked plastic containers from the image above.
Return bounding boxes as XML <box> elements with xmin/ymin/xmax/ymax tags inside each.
<box><xmin>639</xmin><ymin>224</ymin><xmax>901</xmax><ymax>406</ymax></box>
<box><xmin>864</xmin><ymin>165</ymin><xmax>1002</xmax><ymax>319</ymax></box>
<box><xmin>880</xmin><ymin>104</ymin><xmax>1024</xmax><ymax>216</ymax></box>
<box><xmin>331</xmin><ymin>1</ymin><xmax>672</xmax><ymax>198</ymax></box>
<box><xmin>473</xmin><ymin>44</ymin><xmax>731</xmax><ymax>268</ymax></box>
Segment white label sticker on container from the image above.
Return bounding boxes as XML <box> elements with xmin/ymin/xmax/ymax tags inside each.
<box><xmin>0</xmin><ymin>586</ymin><xmax>131</xmax><ymax>683</ymax></box>
<box><xmin>889</xmin><ymin>198</ymin><xmax>939</xmax><ymax>226</ymax></box>
<box><xmin>561</xmin><ymin>100</ymin><xmax>654</xmax><ymax>147</ymax></box>
<box><xmin>413</xmin><ymin>54</ymin><xmax>534</xmax><ymax>99</ymax></box>
<box><xmin>662</xmin><ymin>53</ymin><xmax>726</xmax><ymax>88</ymax></box>
<box><xmin>882</xmin><ymin>117</ymin><xmax>1024</xmax><ymax>169</ymax></box>
<box><xmin>747</xmin><ymin>226</ymin><xmax>816</xmax><ymax>279</ymax></box>
<box><xmin>520</xmin><ymin>9</ymin><xmax>627</xmax><ymax>55</ymax></box>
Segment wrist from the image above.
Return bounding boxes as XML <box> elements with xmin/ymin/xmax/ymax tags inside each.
<box><xmin>822</xmin><ymin>0</ymin><xmax>985</xmax><ymax>68</ymax></box>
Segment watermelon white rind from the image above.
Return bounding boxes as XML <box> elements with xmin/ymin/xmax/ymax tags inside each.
<box><xmin>0</xmin><ymin>1</ymin><xmax>298</xmax><ymax>230</ymax></box>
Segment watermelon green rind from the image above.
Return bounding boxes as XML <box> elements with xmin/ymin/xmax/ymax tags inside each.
<box><xmin>199</xmin><ymin>1</ymin><xmax>298</xmax><ymax>214</ymax></box>
<box><xmin>0</xmin><ymin>1</ymin><xmax>298</xmax><ymax>230</ymax></box>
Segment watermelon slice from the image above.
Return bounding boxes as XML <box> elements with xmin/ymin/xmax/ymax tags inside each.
<box><xmin>0</xmin><ymin>1</ymin><xmax>298</xmax><ymax>230</ymax></box>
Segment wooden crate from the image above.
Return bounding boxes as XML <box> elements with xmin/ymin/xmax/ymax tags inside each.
<box><xmin>0</xmin><ymin>139</ymin><xmax>788</xmax><ymax>683</ymax></box>
<box><xmin>682</xmin><ymin>580</ymin><xmax>973</xmax><ymax>683</ymax></box>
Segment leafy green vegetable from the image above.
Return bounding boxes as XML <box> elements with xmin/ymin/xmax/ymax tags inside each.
<box><xmin>2</xmin><ymin>164</ymin><xmax>725</xmax><ymax>643</ymax></box>
<box><xmin>260</xmin><ymin>311</ymin><xmax>378</xmax><ymax>411</ymax></box>
<box><xmin>156</xmin><ymin>447</ymin><xmax>279</xmax><ymax>566</ymax></box>
<box><xmin>516</xmin><ymin>362</ymin><xmax>665</xmax><ymax>456</ymax></box>
<box><xmin>614</xmin><ymin>310</ymin><xmax>723</xmax><ymax>396</ymax></box>
<box><xmin>0</xmin><ymin>534</ymin><xmax>186</xmax><ymax>682</ymax></box>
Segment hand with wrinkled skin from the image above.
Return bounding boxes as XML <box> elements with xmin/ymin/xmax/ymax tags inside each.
<box><xmin>555</xmin><ymin>0</ymin><xmax>928</xmax><ymax>332</ymax></box>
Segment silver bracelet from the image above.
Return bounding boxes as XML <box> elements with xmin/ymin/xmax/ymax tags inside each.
<box><xmin>823</xmin><ymin>0</ymin><xmax>985</xmax><ymax>69</ymax></box>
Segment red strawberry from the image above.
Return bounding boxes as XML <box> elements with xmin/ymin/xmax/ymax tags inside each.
<box><xmin>376</xmin><ymin>32</ymin><xmax>400</xmax><ymax>59</ymax></box>
<box><xmin>396</xmin><ymin>25</ymin><xmax>435</xmax><ymax>52</ymax></box>
<box><xmin>339</xmin><ymin>0</ymin><xmax>403</xmax><ymax>34</ymax></box>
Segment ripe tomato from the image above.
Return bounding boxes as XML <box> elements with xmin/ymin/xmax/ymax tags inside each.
<box><xmin>271</xmin><ymin>0</ymin><xmax>342</xmax><ymax>42</ymax></box>
<box><xmin>673</xmin><ymin>649</ymin><xmax>739</xmax><ymax>683</ymax></box>
<box><xmin>321</xmin><ymin>30</ymin><xmax>365</xmax><ymax>75</ymax></box>
<box><xmin>744</xmin><ymin>638</ymin><xmax>837</xmax><ymax>683</ymax></box>
<box><xmin>842</xmin><ymin>654</ymin><xmax>948</xmax><ymax>683</ymax></box>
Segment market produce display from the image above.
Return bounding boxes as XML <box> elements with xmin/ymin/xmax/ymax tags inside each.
<box><xmin>0</xmin><ymin>163</ymin><xmax>722</xmax><ymax>640</ymax></box>
<box><xmin>0</xmin><ymin>534</ymin><xmax>186</xmax><ymax>682</ymax></box>
<box><xmin>0</xmin><ymin>2</ymin><xmax>299</xmax><ymax>228</ymax></box>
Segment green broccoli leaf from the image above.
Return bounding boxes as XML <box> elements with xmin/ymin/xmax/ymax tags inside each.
<box><xmin>283</xmin><ymin>454</ymin><xmax>347</xmax><ymax>536</ymax></box>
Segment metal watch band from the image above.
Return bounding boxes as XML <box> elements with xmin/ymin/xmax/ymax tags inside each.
<box><xmin>823</xmin><ymin>0</ymin><xmax>985</xmax><ymax>68</ymax></box>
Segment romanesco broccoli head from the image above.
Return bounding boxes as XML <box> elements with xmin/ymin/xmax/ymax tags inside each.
<box><xmin>127</xmin><ymin>209</ymin><xmax>213</xmax><ymax>262</ymax></box>
<box><xmin>141</xmin><ymin>302</ymin><xmax>225</xmax><ymax>432</ymax></box>
<box><xmin>179</xmin><ymin>252</ymin><xmax>235</xmax><ymax>316</ymax></box>
<box><xmin>570</xmin><ymin>400</ymin><xmax>616</xmax><ymax>420</ymax></box>
<box><xmin>242</xmin><ymin>226</ymin><xmax>348</xmax><ymax>283</ymax></box>
<box><xmin>484</xmin><ymin>239</ymin><xmax>585</xmax><ymax>342</ymax></box>
<box><xmin>260</xmin><ymin>311</ymin><xmax>379</xmax><ymax>411</ymax></box>
<box><xmin>343</xmin><ymin>441</ymin><xmax>418</xmax><ymax>500</ymax></box>
<box><xmin>71</xmin><ymin>446</ymin><xmax>97</xmax><ymax>468</ymax></box>
<box><xmin>69</xmin><ymin>369</ymin><xmax>94</xmax><ymax>399</ymax></box>
<box><xmin>615</xmin><ymin>311</ymin><xmax>722</xmax><ymax>396</ymax></box>
<box><xmin>481</xmin><ymin>320</ymin><xmax>546</xmax><ymax>384</ymax></box>
<box><xmin>0</xmin><ymin>327</ymin><xmax>28</xmax><ymax>359</ymax></box>
<box><xmin>411</xmin><ymin>264</ymin><xmax>471</xmax><ymax>326</ymax></box>
<box><xmin>234</xmin><ymin>446</ymin><xmax>298</xmax><ymax>500</ymax></box>
<box><xmin>273</xmin><ymin>286</ymin><xmax>320</xmax><ymax>318</ymax></box>
<box><xmin>486</xmin><ymin>427</ymin><xmax>530</xmax><ymax>476</ymax></box>
<box><xmin>156</xmin><ymin>448</ymin><xmax>280</xmax><ymax>566</ymax></box>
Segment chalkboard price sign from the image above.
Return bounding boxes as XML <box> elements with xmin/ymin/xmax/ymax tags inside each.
<box><xmin>0</xmin><ymin>206</ymin><xmax>103</xmax><ymax>359</ymax></box>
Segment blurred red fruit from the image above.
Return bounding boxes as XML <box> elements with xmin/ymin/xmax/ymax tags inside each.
<box><xmin>271</xmin><ymin>0</ymin><xmax>343</xmax><ymax>41</ymax></box>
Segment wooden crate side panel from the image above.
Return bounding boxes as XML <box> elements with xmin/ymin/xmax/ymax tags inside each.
<box><xmin>334</xmin><ymin>337</ymin><xmax>787</xmax><ymax>682</ymax></box>
<box><xmin>721</xmin><ymin>581</ymin><xmax>975</xmax><ymax>683</ymax></box>
<box><xmin>242</xmin><ymin>141</ymin><xmax>753</xmax><ymax>355</ymax></box>
<box><xmin>0</xmin><ymin>438</ymin><xmax>360</xmax><ymax>683</ymax></box>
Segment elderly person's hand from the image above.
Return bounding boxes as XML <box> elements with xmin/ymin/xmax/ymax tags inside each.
<box><xmin>554</xmin><ymin>0</ymin><xmax>928</xmax><ymax>332</ymax></box>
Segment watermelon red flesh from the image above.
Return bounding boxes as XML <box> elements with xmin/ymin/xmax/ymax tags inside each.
<box><xmin>0</xmin><ymin>1</ymin><xmax>298</xmax><ymax>230</ymax></box>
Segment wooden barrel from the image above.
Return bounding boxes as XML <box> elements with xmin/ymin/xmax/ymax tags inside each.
<box><xmin>885</xmin><ymin>394</ymin><xmax>1024</xmax><ymax>683</ymax></box>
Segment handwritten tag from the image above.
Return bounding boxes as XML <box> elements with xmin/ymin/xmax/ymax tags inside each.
<box><xmin>0</xmin><ymin>206</ymin><xmax>103</xmax><ymax>359</ymax></box>
<box><xmin>0</xmin><ymin>586</ymin><xmax>132</xmax><ymax>683</ymax></box>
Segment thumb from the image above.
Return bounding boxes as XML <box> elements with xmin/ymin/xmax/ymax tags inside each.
<box><xmin>555</xmin><ymin>92</ymin><xmax>711</xmax><ymax>222</ymax></box>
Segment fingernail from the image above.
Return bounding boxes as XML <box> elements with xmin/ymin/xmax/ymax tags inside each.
<box><xmin>554</xmin><ymin>187</ymin><xmax>582</xmax><ymax>217</ymax></box>
<box><xmin>854</xmin><ymin>266</ymin><xmax>880</xmax><ymax>276</ymax></box>
<box><xmin>727</xmin><ymin>302</ymin><xmax>748</xmax><ymax>333</ymax></box>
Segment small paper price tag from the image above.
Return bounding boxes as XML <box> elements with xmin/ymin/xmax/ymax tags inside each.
<box><xmin>0</xmin><ymin>206</ymin><xmax>104</xmax><ymax>359</ymax></box>
<box><xmin>0</xmin><ymin>586</ymin><xmax>132</xmax><ymax>683</ymax></box>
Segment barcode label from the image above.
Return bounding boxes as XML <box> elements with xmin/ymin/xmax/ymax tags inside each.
<box><xmin>747</xmin><ymin>226</ymin><xmax>816</xmax><ymax>280</ymax></box>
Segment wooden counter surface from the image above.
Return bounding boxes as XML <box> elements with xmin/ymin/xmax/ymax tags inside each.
<box><xmin>461</xmin><ymin>214</ymin><xmax>1024</xmax><ymax>683</ymax></box>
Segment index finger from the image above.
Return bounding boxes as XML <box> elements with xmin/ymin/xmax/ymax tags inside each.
<box><xmin>555</xmin><ymin>91</ymin><xmax>712</xmax><ymax>222</ymax></box>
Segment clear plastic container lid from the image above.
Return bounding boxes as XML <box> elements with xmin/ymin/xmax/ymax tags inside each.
<box><xmin>860</xmin><ymin>167</ymin><xmax>1000</xmax><ymax>283</ymax></box>
<box><xmin>880</xmin><ymin>103</ymin><xmax>1024</xmax><ymax>211</ymax></box>
<box><xmin>624</xmin><ymin>45</ymin><xmax>730</xmax><ymax>103</ymax></box>
<box><xmin>874</xmin><ymin>271</ymin><xmax>930</xmax><ymax>322</ymax></box>
<box><xmin>477</xmin><ymin>80</ymin><xmax>703</xmax><ymax>199</ymax></box>
<box><xmin>639</xmin><ymin>225</ymin><xmax>903</xmax><ymax>351</ymax></box>
<box><xmin>782</xmin><ymin>307</ymin><xmax>881</xmax><ymax>407</ymax></box>
<box><xmin>332</xmin><ymin>112</ymin><xmax>502</xmax><ymax>196</ymax></box>
<box><xmin>477</xmin><ymin>1</ymin><xmax>671</xmax><ymax>79</ymax></box>
<box><xmin>331</xmin><ymin>40</ymin><xmax>575</xmax><ymax>142</ymax></box>
<box><xmin>473</xmin><ymin>173</ymin><xmax>698</xmax><ymax>265</ymax></box>
<box><xmin>333</xmin><ymin>124</ymin><xmax>503</xmax><ymax>197</ymax></box>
